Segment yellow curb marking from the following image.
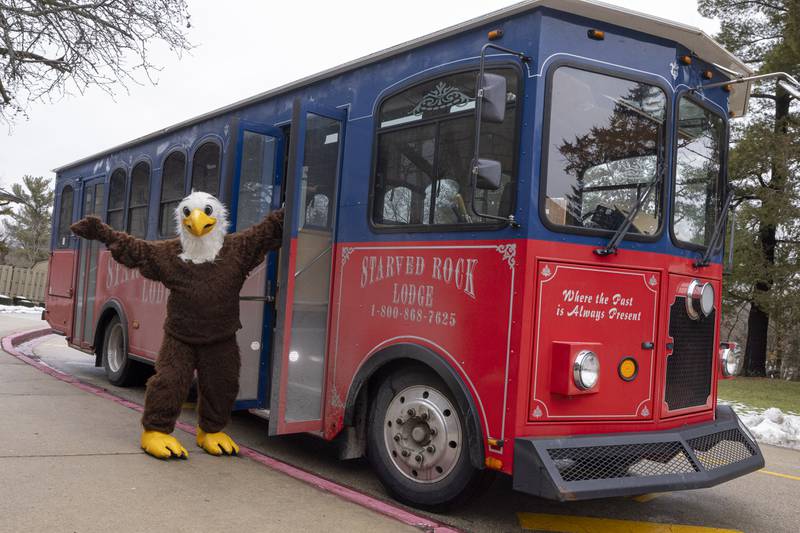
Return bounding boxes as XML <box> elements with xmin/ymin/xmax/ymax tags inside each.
<box><xmin>758</xmin><ymin>469</ymin><xmax>800</xmax><ymax>481</ymax></box>
<box><xmin>632</xmin><ymin>493</ymin><xmax>661</xmax><ymax>503</ymax></box>
<box><xmin>517</xmin><ymin>513</ymin><xmax>742</xmax><ymax>532</ymax></box>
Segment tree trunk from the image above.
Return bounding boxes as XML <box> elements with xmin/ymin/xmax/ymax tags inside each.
<box><xmin>744</xmin><ymin>302</ymin><xmax>769</xmax><ymax>376</ymax></box>
<box><xmin>742</xmin><ymin>89</ymin><xmax>791</xmax><ymax>376</ymax></box>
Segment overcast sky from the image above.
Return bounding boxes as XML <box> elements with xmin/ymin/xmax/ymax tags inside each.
<box><xmin>0</xmin><ymin>0</ymin><xmax>720</xmax><ymax>188</ymax></box>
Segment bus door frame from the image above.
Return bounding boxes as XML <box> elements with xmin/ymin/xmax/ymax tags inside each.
<box><xmin>72</xmin><ymin>175</ymin><xmax>106</xmax><ymax>349</ymax></box>
<box><xmin>269</xmin><ymin>99</ymin><xmax>347</xmax><ymax>435</ymax></box>
<box><xmin>229</xmin><ymin>120</ymin><xmax>286</xmax><ymax>410</ymax></box>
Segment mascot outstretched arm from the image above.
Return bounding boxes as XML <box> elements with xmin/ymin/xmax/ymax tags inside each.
<box><xmin>71</xmin><ymin>191</ymin><xmax>284</xmax><ymax>460</ymax></box>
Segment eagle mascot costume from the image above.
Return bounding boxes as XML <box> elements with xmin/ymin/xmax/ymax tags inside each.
<box><xmin>71</xmin><ymin>191</ymin><xmax>284</xmax><ymax>460</ymax></box>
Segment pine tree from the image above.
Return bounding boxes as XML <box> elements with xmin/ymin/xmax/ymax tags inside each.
<box><xmin>698</xmin><ymin>0</ymin><xmax>800</xmax><ymax>376</ymax></box>
<box><xmin>1</xmin><ymin>175</ymin><xmax>53</xmax><ymax>266</ymax></box>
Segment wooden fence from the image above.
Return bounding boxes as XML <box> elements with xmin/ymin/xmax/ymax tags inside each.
<box><xmin>0</xmin><ymin>263</ymin><xmax>48</xmax><ymax>305</ymax></box>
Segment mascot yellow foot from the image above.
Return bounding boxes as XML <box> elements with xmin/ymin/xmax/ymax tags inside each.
<box><xmin>140</xmin><ymin>430</ymin><xmax>189</xmax><ymax>459</ymax></box>
<box><xmin>196</xmin><ymin>428</ymin><xmax>239</xmax><ymax>456</ymax></box>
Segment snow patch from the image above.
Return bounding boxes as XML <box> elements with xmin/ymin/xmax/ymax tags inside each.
<box><xmin>720</xmin><ymin>400</ymin><xmax>800</xmax><ymax>450</ymax></box>
<box><xmin>0</xmin><ymin>304</ymin><xmax>44</xmax><ymax>314</ymax></box>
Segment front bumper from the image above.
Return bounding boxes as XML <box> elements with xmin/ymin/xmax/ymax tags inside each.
<box><xmin>513</xmin><ymin>406</ymin><xmax>764</xmax><ymax>501</ymax></box>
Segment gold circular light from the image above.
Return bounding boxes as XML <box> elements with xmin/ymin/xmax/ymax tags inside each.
<box><xmin>618</xmin><ymin>357</ymin><xmax>638</xmax><ymax>381</ymax></box>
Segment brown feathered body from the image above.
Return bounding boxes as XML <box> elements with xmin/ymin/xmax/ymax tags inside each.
<box><xmin>71</xmin><ymin>210</ymin><xmax>284</xmax><ymax>435</ymax></box>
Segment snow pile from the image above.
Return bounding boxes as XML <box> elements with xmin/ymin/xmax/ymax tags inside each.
<box><xmin>720</xmin><ymin>401</ymin><xmax>800</xmax><ymax>450</ymax></box>
<box><xmin>0</xmin><ymin>304</ymin><xmax>44</xmax><ymax>314</ymax></box>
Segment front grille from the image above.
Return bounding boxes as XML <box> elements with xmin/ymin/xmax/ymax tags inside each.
<box><xmin>548</xmin><ymin>442</ymin><xmax>697</xmax><ymax>482</ymax></box>
<box><xmin>664</xmin><ymin>297</ymin><xmax>715</xmax><ymax>411</ymax></box>
<box><xmin>688</xmin><ymin>428</ymin><xmax>757</xmax><ymax>470</ymax></box>
<box><xmin>513</xmin><ymin>406</ymin><xmax>764</xmax><ymax>501</ymax></box>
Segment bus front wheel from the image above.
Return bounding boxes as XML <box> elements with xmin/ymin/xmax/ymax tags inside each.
<box><xmin>102</xmin><ymin>316</ymin><xmax>141</xmax><ymax>387</ymax></box>
<box><xmin>367</xmin><ymin>366</ymin><xmax>486</xmax><ymax>510</ymax></box>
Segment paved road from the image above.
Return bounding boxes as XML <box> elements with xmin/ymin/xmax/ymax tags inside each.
<box><xmin>8</xmin><ymin>314</ymin><xmax>800</xmax><ymax>532</ymax></box>
<box><xmin>0</xmin><ymin>313</ymin><xmax>426</xmax><ymax>533</ymax></box>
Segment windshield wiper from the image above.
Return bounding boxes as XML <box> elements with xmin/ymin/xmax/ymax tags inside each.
<box><xmin>594</xmin><ymin>172</ymin><xmax>662</xmax><ymax>256</ymax></box>
<box><xmin>695</xmin><ymin>189</ymin><xmax>734</xmax><ymax>268</ymax></box>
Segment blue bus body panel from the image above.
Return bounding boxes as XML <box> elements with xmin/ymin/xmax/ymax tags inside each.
<box><xmin>53</xmin><ymin>6</ymin><xmax>730</xmax><ymax>264</ymax></box>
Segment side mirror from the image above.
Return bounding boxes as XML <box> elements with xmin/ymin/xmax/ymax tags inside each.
<box><xmin>475</xmin><ymin>158</ymin><xmax>502</xmax><ymax>190</ymax></box>
<box><xmin>479</xmin><ymin>73</ymin><xmax>507</xmax><ymax>124</ymax></box>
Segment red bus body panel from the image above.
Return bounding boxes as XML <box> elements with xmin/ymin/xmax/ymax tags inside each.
<box><xmin>321</xmin><ymin>239</ymin><xmax>722</xmax><ymax>475</ymax></box>
<box><xmin>45</xmin><ymin>250</ymin><xmax>78</xmax><ymax>337</ymax></box>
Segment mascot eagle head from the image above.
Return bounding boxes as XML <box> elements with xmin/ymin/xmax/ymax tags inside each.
<box><xmin>175</xmin><ymin>191</ymin><xmax>229</xmax><ymax>263</ymax></box>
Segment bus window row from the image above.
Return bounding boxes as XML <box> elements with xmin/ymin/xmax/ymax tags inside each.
<box><xmin>55</xmin><ymin>141</ymin><xmax>222</xmax><ymax>248</ymax></box>
<box><xmin>54</xmin><ymin>66</ymin><xmax>723</xmax><ymax>252</ymax></box>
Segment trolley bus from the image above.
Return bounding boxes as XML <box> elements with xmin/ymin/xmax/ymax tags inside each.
<box><xmin>45</xmin><ymin>0</ymin><xmax>785</xmax><ymax>508</ymax></box>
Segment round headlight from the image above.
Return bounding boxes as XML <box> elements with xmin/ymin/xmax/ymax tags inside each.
<box><xmin>686</xmin><ymin>280</ymin><xmax>715</xmax><ymax>319</ymax></box>
<box><xmin>573</xmin><ymin>350</ymin><xmax>600</xmax><ymax>390</ymax></box>
<box><xmin>699</xmin><ymin>283</ymin><xmax>715</xmax><ymax>317</ymax></box>
<box><xmin>720</xmin><ymin>344</ymin><xmax>742</xmax><ymax>377</ymax></box>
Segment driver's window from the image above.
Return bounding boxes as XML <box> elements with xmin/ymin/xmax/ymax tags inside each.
<box><xmin>543</xmin><ymin>67</ymin><xmax>666</xmax><ymax>235</ymax></box>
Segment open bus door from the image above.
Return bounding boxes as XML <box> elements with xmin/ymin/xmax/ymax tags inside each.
<box><xmin>269</xmin><ymin>100</ymin><xmax>346</xmax><ymax>435</ymax></box>
<box><xmin>231</xmin><ymin>121</ymin><xmax>286</xmax><ymax>410</ymax></box>
<box><xmin>72</xmin><ymin>177</ymin><xmax>105</xmax><ymax>349</ymax></box>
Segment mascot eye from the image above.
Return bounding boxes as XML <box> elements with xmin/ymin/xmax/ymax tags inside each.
<box><xmin>204</xmin><ymin>205</ymin><xmax>213</xmax><ymax>216</ymax></box>
<box><xmin>183</xmin><ymin>207</ymin><xmax>191</xmax><ymax>217</ymax></box>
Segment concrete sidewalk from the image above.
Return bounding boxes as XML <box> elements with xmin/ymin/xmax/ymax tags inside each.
<box><xmin>0</xmin><ymin>316</ymin><xmax>419</xmax><ymax>533</ymax></box>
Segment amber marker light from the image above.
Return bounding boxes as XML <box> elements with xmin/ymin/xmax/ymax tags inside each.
<box><xmin>679</xmin><ymin>55</ymin><xmax>692</xmax><ymax>65</ymax></box>
<box><xmin>723</xmin><ymin>84</ymin><xmax>733</xmax><ymax>92</ymax></box>
<box><xmin>488</xmin><ymin>29</ymin><xmax>504</xmax><ymax>41</ymax></box>
<box><xmin>485</xmin><ymin>457</ymin><xmax>503</xmax><ymax>470</ymax></box>
<box><xmin>587</xmin><ymin>29</ymin><xmax>605</xmax><ymax>40</ymax></box>
<box><xmin>703</xmin><ymin>70</ymin><xmax>714</xmax><ymax>80</ymax></box>
<box><xmin>618</xmin><ymin>357</ymin><xmax>638</xmax><ymax>381</ymax></box>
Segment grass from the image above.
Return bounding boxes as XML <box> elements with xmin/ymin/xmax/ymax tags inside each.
<box><xmin>718</xmin><ymin>377</ymin><xmax>800</xmax><ymax>414</ymax></box>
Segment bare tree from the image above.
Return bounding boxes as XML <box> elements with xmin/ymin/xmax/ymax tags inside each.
<box><xmin>0</xmin><ymin>0</ymin><xmax>191</xmax><ymax>123</ymax></box>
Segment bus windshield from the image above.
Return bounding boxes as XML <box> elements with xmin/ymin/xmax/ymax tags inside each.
<box><xmin>543</xmin><ymin>67</ymin><xmax>667</xmax><ymax>236</ymax></box>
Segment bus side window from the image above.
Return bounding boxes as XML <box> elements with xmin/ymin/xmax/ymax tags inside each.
<box><xmin>128</xmin><ymin>161</ymin><xmax>150</xmax><ymax>238</ymax></box>
<box><xmin>372</xmin><ymin>68</ymin><xmax>519</xmax><ymax>228</ymax></box>
<box><xmin>159</xmin><ymin>151</ymin><xmax>187</xmax><ymax>238</ymax></box>
<box><xmin>57</xmin><ymin>185</ymin><xmax>74</xmax><ymax>248</ymax></box>
<box><xmin>191</xmin><ymin>141</ymin><xmax>221</xmax><ymax>197</ymax></box>
<box><xmin>107</xmin><ymin>168</ymin><xmax>127</xmax><ymax>230</ymax></box>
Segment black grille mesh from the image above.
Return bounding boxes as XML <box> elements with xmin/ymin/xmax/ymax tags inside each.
<box><xmin>665</xmin><ymin>297</ymin><xmax>715</xmax><ymax>411</ymax></box>
<box><xmin>688</xmin><ymin>429</ymin><xmax>757</xmax><ymax>470</ymax></box>
<box><xmin>547</xmin><ymin>442</ymin><xmax>697</xmax><ymax>482</ymax></box>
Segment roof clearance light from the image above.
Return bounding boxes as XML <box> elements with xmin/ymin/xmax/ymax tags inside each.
<box><xmin>587</xmin><ymin>29</ymin><xmax>605</xmax><ymax>40</ymax></box>
<box><xmin>680</xmin><ymin>55</ymin><xmax>693</xmax><ymax>65</ymax></box>
<box><xmin>488</xmin><ymin>29</ymin><xmax>504</xmax><ymax>41</ymax></box>
<box><xmin>703</xmin><ymin>70</ymin><xmax>714</xmax><ymax>80</ymax></box>
<box><xmin>723</xmin><ymin>84</ymin><xmax>733</xmax><ymax>92</ymax></box>
<box><xmin>573</xmin><ymin>350</ymin><xmax>600</xmax><ymax>390</ymax></box>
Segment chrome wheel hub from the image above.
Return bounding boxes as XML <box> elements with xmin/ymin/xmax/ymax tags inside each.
<box><xmin>383</xmin><ymin>384</ymin><xmax>462</xmax><ymax>483</ymax></box>
<box><xmin>106</xmin><ymin>323</ymin><xmax>125</xmax><ymax>373</ymax></box>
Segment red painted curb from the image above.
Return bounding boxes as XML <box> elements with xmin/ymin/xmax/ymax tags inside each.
<box><xmin>2</xmin><ymin>328</ymin><xmax>462</xmax><ymax>533</ymax></box>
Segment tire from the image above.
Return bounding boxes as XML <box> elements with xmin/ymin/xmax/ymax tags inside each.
<box><xmin>101</xmin><ymin>316</ymin><xmax>141</xmax><ymax>387</ymax></box>
<box><xmin>367</xmin><ymin>366</ymin><xmax>486</xmax><ymax>511</ymax></box>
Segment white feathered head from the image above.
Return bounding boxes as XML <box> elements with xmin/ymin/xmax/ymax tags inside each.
<box><xmin>174</xmin><ymin>191</ymin><xmax>229</xmax><ymax>263</ymax></box>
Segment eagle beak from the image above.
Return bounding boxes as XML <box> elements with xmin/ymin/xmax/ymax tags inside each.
<box><xmin>183</xmin><ymin>208</ymin><xmax>217</xmax><ymax>237</ymax></box>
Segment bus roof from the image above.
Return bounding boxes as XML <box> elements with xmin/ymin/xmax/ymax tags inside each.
<box><xmin>55</xmin><ymin>0</ymin><xmax>752</xmax><ymax>173</ymax></box>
